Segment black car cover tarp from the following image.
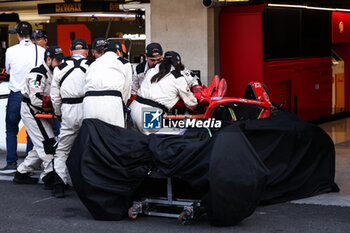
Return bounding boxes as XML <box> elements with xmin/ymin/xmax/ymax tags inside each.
<box><xmin>240</xmin><ymin>111</ymin><xmax>339</xmax><ymax>204</ymax></box>
<box><xmin>67</xmin><ymin>111</ymin><xmax>338</xmax><ymax>226</ymax></box>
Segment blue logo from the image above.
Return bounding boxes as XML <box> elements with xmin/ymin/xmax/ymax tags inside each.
<box><xmin>143</xmin><ymin>110</ymin><xmax>162</xmax><ymax>129</ymax></box>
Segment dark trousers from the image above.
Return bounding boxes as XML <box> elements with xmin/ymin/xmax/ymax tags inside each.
<box><xmin>5</xmin><ymin>91</ymin><xmax>33</xmax><ymax>164</ymax></box>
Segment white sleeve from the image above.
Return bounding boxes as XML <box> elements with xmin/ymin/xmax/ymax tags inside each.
<box><xmin>123</xmin><ymin>63</ymin><xmax>132</xmax><ymax>104</ymax></box>
<box><xmin>132</xmin><ymin>72</ymin><xmax>144</xmax><ymax>94</ymax></box>
<box><xmin>27</xmin><ymin>72</ymin><xmax>45</xmax><ymax>107</ymax></box>
<box><xmin>181</xmin><ymin>68</ymin><xmax>199</xmax><ymax>87</ymax></box>
<box><xmin>176</xmin><ymin>77</ymin><xmax>198</xmax><ymax>110</ymax></box>
<box><xmin>5</xmin><ymin>49</ymin><xmax>11</xmax><ymax>72</ymax></box>
<box><xmin>50</xmin><ymin>68</ymin><xmax>62</xmax><ymax>116</ymax></box>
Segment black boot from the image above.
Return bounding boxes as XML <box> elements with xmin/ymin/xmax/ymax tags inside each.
<box><xmin>13</xmin><ymin>172</ymin><xmax>38</xmax><ymax>184</ymax></box>
<box><xmin>42</xmin><ymin>171</ymin><xmax>55</xmax><ymax>190</ymax></box>
<box><xmin>52</xmin><ymin>173</ymin><xmax>65</xmax><ymax>198</ymax></box>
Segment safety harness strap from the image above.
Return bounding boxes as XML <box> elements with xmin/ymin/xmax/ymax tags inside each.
<box><xmin>59</xmin><ymin>59</ymin><xmax>86</xmax><ymax>87</ymax></box>
<box><xmin>85</xmin><ymin>90</ymin><xmax>126</xmax><ymax>116</ymax></box>
<box><xmin>135</xmin><ymin>96</ymin><xmax>168</xmax><ymax>113</ymax></box>
<box><xmin>62</xmin><ymin>97</ymin><xmax>84</xmax><ymax>104</ymax></box>
<box><xmin>85</xmin><ymin>90</ymin><xmax>122</xmax><ymax>98</ymax></box>
<box><xmin>22</xmin><ymin>96</ymin><xmax>47</xmax><ymax>113</ymax></box>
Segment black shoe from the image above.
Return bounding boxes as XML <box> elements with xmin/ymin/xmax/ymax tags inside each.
<box><xmin>53</xmin><ymin>183</ymin><xmax>65</xmax><ymax>198</ymax></box>
<box><xmin>42</xmin><ymin>171</ymin><xmax>55</xmax><ymax>190</ymax></box>
<box><xmin>13</xmin><ymin>172</ymin><xmax>38</xmax><ymax>184</ymax></box>
<box><xmin>52</xmin><ymin>173</ymin><xmax>65</xmax><ymax>198</ymax></box>
<box><xmin>0</xmin><ymin>162</ymin><xmax>17</xmax><ymax>174</ymax></box>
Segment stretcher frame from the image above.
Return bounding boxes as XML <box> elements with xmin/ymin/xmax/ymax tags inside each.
<box><xmin>129</xmin><ymin>178</ymin><xmax>201</xmax><ymax>224</ymax></box>
<box><xmin>129</xmin><ymin>81</ymin><xmax>273</xmax><ymax>224</ymax></box>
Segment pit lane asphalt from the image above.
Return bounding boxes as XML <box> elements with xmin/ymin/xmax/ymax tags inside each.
<box><xmin>0</xmin><ymin>179</ymin><xmax>349</xmax><ymax>233</ymax></box>
<box><xmin>1</xmin><ymin>115</ymin><xmax>350</xmax><ymax>232</ymax></box>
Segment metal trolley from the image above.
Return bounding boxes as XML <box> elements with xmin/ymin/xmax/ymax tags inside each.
<box><xmin>129</xmin><ymin>178</ymin><xmax>201</xmax><ymax>224</ymax></box>
<box><xmin>128</xmin><ymin>81</ymin><xmax>274</xmax><ymax>224</ymax></box>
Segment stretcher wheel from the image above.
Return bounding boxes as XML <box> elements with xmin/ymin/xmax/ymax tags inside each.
<box><xmin>177</xmin><ymin>211</ymin><xmax>187</xmax><ymax>224</ymax></box>
<box><xmin>178</xmin><ymin>207</ymin><xmax>193</xmax><ymax>224</ymax></box>
<box><xmin>128</xmin><ymin>206</ymin><xmax>138</xmax><ymax>220</ymax></box>
<box><xmin>128</xmin><ymin>202</ymin><xmax>142</xmax><ymax>220</ymax></box>
<box><xmin>178</xmin><ymin>211</ymin><xmax>187</xmax><ymax>224</ymax></box>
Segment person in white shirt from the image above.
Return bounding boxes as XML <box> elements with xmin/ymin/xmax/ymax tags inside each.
<box><xmin>131</xmin><ymin>42</ymin><xmax>163</xmax><ymax>95</ymax></box>
<box><xmin>0</xmin><ymin>21</ymin><xmax>45</xmax><ymax>173</ymax></box>
<box><xmin>83</xmin><ymin>40</ymin><xmax>132</xmax><ymax>127</ymax></box>
<box><xmin>13</xmin><ymin>46</ymin><xmax>64</xmax><ymax>186</ymax></box>
<box><xmin>50</xmin><ymin>39</ymin><xmax>91</xmax><ymax>198</ymax></box>
<box><xmin>129</xmin><ymin>51</ymin><xmax>198</xmax><ymax>134</ymax></box>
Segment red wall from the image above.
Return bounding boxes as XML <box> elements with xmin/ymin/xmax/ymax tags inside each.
<box><xmin>264</xmin><ymin>57</ymin><xmax>332</xmax><ymax>121</ymax></box>
<box><xmin>220</xmin><ymin>5</ymin><xmax>333</xmax><ymax>121</ymax></box>
<box><xmin>332</xmin><ymin>12</ymin><xmax>350</xmax><ymax>43</ymax></box>
<box><xmin>219</xmin><ymin>5</ymin><xmax>266</xmax><ymax>98</ymax></box>
<box><xmin>57</xmin><ymin>24</ymin><xmax>91</xmax><ymax>55</ymax></box>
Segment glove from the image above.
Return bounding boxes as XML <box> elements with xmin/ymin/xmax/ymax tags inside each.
<box><xmin>42</xmin><ymin>96</ymin><xmax>52</xmax><ymax>108</ymax></box>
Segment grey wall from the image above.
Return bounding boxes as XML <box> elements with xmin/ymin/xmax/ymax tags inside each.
<box><xmin>150</xmin><ymin>0</ymin><xmax>215</xmax><ymax>85</ymax></box>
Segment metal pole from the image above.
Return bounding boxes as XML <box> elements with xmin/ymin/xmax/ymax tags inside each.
<box><xmin>105</xmin><ymin>18</ymin><xmax>113</xmax><ymax>38</ymax></box>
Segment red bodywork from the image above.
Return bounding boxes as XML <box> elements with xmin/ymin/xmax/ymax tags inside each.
<box><xmin>166</xmin><ymin>81</ymin><xmax>272</xmax><ymax>121</ymax></box>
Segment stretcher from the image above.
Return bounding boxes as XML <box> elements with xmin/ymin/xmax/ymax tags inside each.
<box><xmin>34</xmin><ymin>81</ymin><xmax>274</xmax><ymax>223</ymax></box>
<box><xmin>35</xmin><ymin>113</ymin><xmax>58</xmax><ymax>119</ymax></box>
<box><xmin>128</xmin><ymin>81</ymin><xmax>274</xmax><ymax>224</ymax></box>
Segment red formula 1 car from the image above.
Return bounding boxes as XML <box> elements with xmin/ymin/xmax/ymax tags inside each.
<box><xmin>166</xmin><ymin>81</ymin><xmax>273</xmax><ymax>122</ymax></box>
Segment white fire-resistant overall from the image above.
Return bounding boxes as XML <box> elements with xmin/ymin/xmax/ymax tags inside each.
<box><xmin>83</xmin><ymin>51</ymin><xmax>132</xmax><ymax>127</ymax></box>
<box><xmin>18</xmin><ymin>63</ymin><xmax>55</xmax><ymax>179</ymax></box>
<box><xmin>129</xmin><ymin>65</ymin><xmax>198</xmax><ymax>134</ymax></box>
<box><xmin>132</xmin><ymin>60</ymin><xmax>151</xmax><ymax>95</ymax></box>
<box><xmin>132</xmin><ymin>62</ymin><xmax>199</xmax><ymax>95</ymax></box>
<box><xmin>50</xmin><ymin>55</ymin><xmax>91</xmax><ymax>184</ymax></box>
